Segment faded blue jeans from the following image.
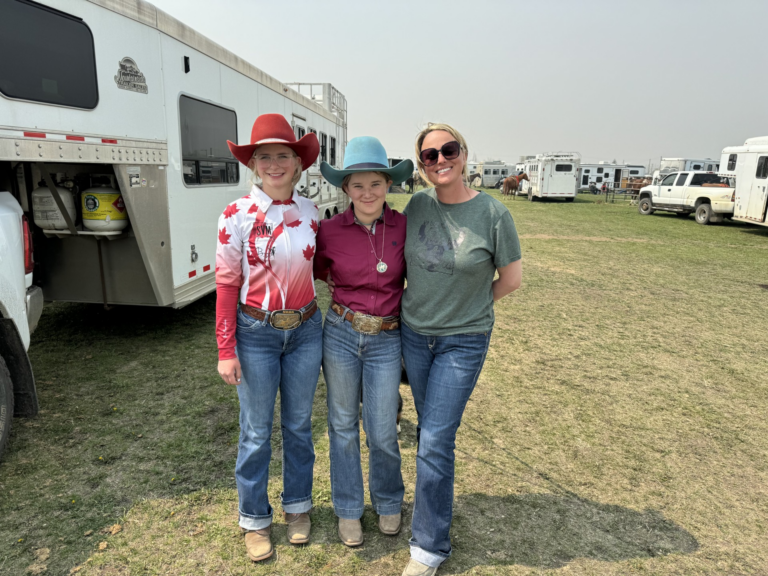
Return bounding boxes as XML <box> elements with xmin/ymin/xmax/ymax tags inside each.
<box><xmin>322</xmin><ymin>306</ymin><xmax>404</xmax><ymax>519</ymax></box>
<box><xmin>235</xmin><ymin>307</ymin><xmax>323</xmax><ymax>531</ymax></box>
<box><xmin>401</xmin><ymin>321</ymin><xmax>493</xmax><ymax>568</ymax></box>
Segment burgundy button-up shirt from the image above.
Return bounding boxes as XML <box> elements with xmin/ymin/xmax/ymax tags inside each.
<box><xmin>314</xmin><ymin>203</ymin><xmax>406</xmax><ymax>317</ymax></box>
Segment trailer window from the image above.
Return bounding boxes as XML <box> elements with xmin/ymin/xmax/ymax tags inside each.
<box><xmin>756</xmin><ymin>156</ymin><xmax>768</xmax><ymax>179</ymax></box>
<box><xmin>629</xmin><ymin>170</ymin><xmax>639</xmax><ymax>175</ymax></box>
<box><xmin>584</xmin><ymin>169</ymin><xmax>590</xmax><ymax>173</ymax></box>
<box><xmin>501</xmin><ymin>169</ymin><xmax>508</xmax><ymax>175</ymax></box>
<box><xmin>294</xmin><ymin>125</ymin><xmax>306</xmax><ymax>140</ymax></box>
<box><xmin>330</xmin><ymin>137</ymin><xmax>337</xmax><ymax>167</ymax></box>
<box><xmin>692</xmin><ymin>164</ymin><xmax>702</xmax><ymax>170</ymax></box>
<box><xmin>596</xmin><ymin>177</ymin><xmax>602</xmax><ymax>183</ymax></box>
<box><xmin>320</xmin><ymin>132</ymin><xmax>328</xmax><ymax>163</ymax></box>
<box><xmin>727</xmin><ymin>154</ymin><xmax>737</xmax><ymax>171</ymax></box>
<box><xmin>0</xmin><ymin>0</ymin><xmax>98</xmax><ymax>109</ymax></box>
<box><xmin>179</xmin><ymin>95</ymin><xmax>238</xmax><ymax>186</ymax></box>
<box><xmin>308</xmin><ymin>128</ymin><xmax>317</xmax><ymax>165</ymax></box>
<box><xmin>582</xmin><ymin>175</ymin><xmax>589</xmax><ymax>185</ymax></box>
<box><xmin>555</xmin><ymin>164</ymin><xmax>572</xmax><ymax>172</ymax></box>
<box><xmin>597</xmin><ymin>167</ymin><xmax>603</xmax><ymax>174</ymax></box>
<box><xmin>484</xmin><ymin>169</ymin><xmax>490</xmax><ymax>175</ymax></box>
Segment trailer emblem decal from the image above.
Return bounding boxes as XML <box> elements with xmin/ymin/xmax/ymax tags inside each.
<box><xmin>114</xmin><ymin>58</ymin><xmax>148</xmax><ymax>94</ymax></box>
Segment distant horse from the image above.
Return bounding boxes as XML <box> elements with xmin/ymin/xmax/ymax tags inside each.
<box><xmin>502</xmin><ymin>173</ymin><xmax>529</xmax><ymax>197</ymax></box>
<box><xmin>469</xmin><ymin>173</ymin><xmax>483</xmax><ymax>188</ymax></box>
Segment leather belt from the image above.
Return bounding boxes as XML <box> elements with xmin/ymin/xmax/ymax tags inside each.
<box><xmin>241</xmin><ymin>299</ymin><xmax>318</xmax><ymax>331</ymax></box>
<box><xmin>331</xmin><ymin>302</ymin><xmax>399</xmax><ymax>335</ymax></box>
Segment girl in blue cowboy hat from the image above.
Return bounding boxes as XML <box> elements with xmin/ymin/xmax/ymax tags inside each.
<box><xmin>314</xmin><ymin>137</ymin><xmax>413</xmax><ymax>547</ymax></box>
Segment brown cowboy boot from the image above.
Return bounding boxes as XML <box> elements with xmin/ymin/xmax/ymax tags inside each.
<box><xmin>244</xmin><ymin>526</ymin><xmax>272</xmax><ymax>562</ymax></box>
<box><xmin>285</xmin><ymin>512</ymin><xmax>311</xmax><ymax>544</ymax></box>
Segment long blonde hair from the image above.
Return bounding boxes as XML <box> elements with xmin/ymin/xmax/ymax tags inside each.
<box><xmin>414</xmin><ymin>122</ymin><xmax>470</xmax><ymax>186</ymax></box>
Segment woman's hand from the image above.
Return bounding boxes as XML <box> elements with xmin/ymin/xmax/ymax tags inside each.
<box><xmin>326</xmin><ymin>272</ymin><xmax>336</xmax><ymax>296</ymax></box>
<box><xmin>218</xmin><ymin>358</ymin><xmax>242</xmax><ymax>385</ymax></box>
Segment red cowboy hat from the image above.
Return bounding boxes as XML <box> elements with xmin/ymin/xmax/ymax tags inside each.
<box><xmin>227</xmin><ymin>114</ymin><xmax>319</xmax><ymax>170</ymax></box>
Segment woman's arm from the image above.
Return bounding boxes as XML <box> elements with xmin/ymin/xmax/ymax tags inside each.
<box><xmin>492</xmin><ymin>259</ymin><xmax>522</xmax><ymax>301</ymax></box>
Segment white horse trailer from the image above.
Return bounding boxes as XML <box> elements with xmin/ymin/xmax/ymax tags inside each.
<box><xmin>719</xmin><ymin>136</ymin><xmax>768</xmax><ymax>227</ymax></box>
<box><xmin>523</xmin><ymin>153</ymin><xmax>581</xmax><ymax>201</ymax></box>
<box><xmin>0</xmin><ymin>0</ymin><xmax>348</xmax><ymax>308</ymax></box>
<box><xmin>579</xmin><ymin>163</ymin><xmax>646</xmax><ymax>189</ymax></box>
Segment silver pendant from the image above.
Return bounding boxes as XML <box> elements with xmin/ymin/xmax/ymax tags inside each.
<box><xmin>377</xmin><ymin>261</ymin><xmax>388</xmax><ymax>273</ymax></box>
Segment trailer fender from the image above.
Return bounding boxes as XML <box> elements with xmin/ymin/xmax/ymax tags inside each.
<box><xmin>0</xmin><ymin>319</ymin><xmax>39</xmax><ymax>417</ymax></box>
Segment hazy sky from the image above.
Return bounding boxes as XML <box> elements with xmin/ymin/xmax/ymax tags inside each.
<box><xmin>149</xmin><ymin>0</ymin><xmax>768</xmax><ymax>167</ymax></box>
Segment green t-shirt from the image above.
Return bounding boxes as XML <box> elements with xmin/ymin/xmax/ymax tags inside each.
<box><xmin>402</xmin><ymin>188</ymin><xmax>521</xmax><ymax>336</ymax></box>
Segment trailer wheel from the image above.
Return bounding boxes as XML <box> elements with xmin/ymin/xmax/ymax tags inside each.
<box><xmin>0</xmin><ymin>356</ymin><xmax>13</xmax><ymax>462</ymax></box>
<box><xmin>695</xmin><ymin>203</ymin><xmax>713</xmax><ymax>225</ymax></box>
<box><xmin>638</xmin><ymin>196</ymin><xmax>654</xmax><ymax>215</ymax></box>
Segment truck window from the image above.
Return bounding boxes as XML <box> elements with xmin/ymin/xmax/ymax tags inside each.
<box><xmin>674</xmin><ymin>173</ymin><xmax>689</xmax><ymax>186</ymax></box>
<box><xmin>661</xmin><ymin>174</ymin><xmax>678</xmax><ymax>186</ymax></box>
<box><xmin>727</xmin><ymin>154</ymin><xmax>737</xmax><ymax>170</ymax></box>
<box><xmin>690</xmin><ymin>174</ymin><xmax>727</xmax><ymax>186</ymax></box>
<box><xmin>0</xmin><ymin>0</ymin><xmax>98</xmax><ymax>109</ymax></box>
<box><xmin>179</xmin><ymin>95</ymin><xmax>239</xmax><ymax>186</ymax></box>
<box><xmin>756</xmin><ymin>157</ymin><xmax>768</xmax><ymax>179</ymax></box>
<box><xmin>555</xmin><ymin>164</ymin><xmax>572</xmax><ymax>172</ymax></box>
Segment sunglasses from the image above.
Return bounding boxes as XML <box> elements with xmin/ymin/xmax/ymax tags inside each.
<box><xmin>419</xmin><ymin>140</ymin><xmax>462</xmax><ymax>167</ymax></box>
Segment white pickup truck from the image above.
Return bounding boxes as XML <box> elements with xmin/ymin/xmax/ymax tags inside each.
<box><xmin>636</xmin><ymin>171</ymin><xmax>735</xmax><ymax>224</ymax></box>
<box><xmin>0</xmin><ymin>192</ymin><xmax>42</xmax><ymax>460</ymax></box>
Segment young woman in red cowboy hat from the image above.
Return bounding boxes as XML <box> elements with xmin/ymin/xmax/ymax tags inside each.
<box><xmin>215</xmin><ymin>113</ymin><xmax>322</xmax><ymax>562</ymax></box>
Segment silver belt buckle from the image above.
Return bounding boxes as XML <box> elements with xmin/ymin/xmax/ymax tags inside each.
<box><xmin>270</xmin><ymin>310</ymin><xmax>302</xmax><ymax>330</ymax></box>
<box><xmin>351</xmin><ymin>312</ymin><xmax>383</xmax><ymax>335</ymax></box>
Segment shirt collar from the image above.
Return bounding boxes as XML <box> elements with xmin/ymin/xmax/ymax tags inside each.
<box><xmin>251</xmin><ymin>185</ymin><xmax>298</xmax><ymax>213</ymax></box>
<box><xmin>342</xmin><ymin>202</ymin><xmax>394</xmax><ymax>226</ymax></box>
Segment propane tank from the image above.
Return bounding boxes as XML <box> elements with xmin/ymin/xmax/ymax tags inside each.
<box><xmin>81</xmin><ymin>185</ymin><xmax>129</xmax><ymax>232</ymax></box>
<box><xmin>32</xmin><ymin>183</ymin><xmax>77</xmax><ymax>230</ymax></box>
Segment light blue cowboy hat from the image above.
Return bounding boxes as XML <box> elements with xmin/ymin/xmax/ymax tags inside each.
<box><xmin>320</xmin><ymin>136</ymin><xmax>414</xmax><ymax>188</ymax></box>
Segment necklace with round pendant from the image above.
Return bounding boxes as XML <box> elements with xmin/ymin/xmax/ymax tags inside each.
<box><xmin>377</xmin><ymin>261</ymin><xmax>388</xmax><ymax>273</ymax></box>
<box><xmin>364</xmin><ymin>213</ymin><xmax>387</xmax><ymax>273</ymax></box>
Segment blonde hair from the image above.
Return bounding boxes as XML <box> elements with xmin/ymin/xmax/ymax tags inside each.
<box><xmin>248</xmin><ymin>150</ymin><xmax>303</xmax><ymax>188</ymax></box>
<box><xmin>341</xmin><ymin>171</ymin><xmax>393</xmax><ymax>193</ymax></box>
<box><xmin>414</xmin><ymin>123</ymin><xmax>469</xmax><ymax>187</ymax></box>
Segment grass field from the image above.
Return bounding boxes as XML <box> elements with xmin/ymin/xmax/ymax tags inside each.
<box><xmin>2</xmin><ymin>191</ymin><xmax>767</xmax><ymax>575</ymax></box>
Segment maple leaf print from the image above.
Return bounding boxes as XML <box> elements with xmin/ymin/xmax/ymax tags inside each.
<box><xmin>223</xmin><ymin>203</ymin><xmax>240</xmax><ymax>219</ymax></box>
<box><xmin>303</xmin><ymin>244</ymin><xmax>315</xmax><ymax>261</ymax></box>
<box><xmin>285</xmin><ymin>219</ymin><xmax>302</xmax><ymax>228</ymax></box>
<box><xmin>310</xmin><ymin>219</ymin><xmax>318</xmax><ymax>234</ymax></box>
<box><xmin>218</xmin><ymin>227</ymin><xmax>231</xmax><ymax>245</ymax></box>
<box><xmin>247</xmin><ymin>203</ymin><xmax>259</xmax><ymax>214</ymax></box>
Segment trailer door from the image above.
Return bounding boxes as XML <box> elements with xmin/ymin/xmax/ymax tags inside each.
<box><xmin>746</xmin><ymin>156</ymin><xmax>768</xmax><ymax>222</ymax></box>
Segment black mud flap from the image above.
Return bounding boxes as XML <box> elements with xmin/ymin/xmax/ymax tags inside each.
<box><xmin>0</xmin><ymin>319</ymin><xmax>39</xmax><ymax>417</ymax></box>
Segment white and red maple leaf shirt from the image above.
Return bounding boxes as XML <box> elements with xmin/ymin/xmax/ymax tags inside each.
<box><xmin>215</xmin><ymin>186</ymin><xmax>319</xmax><ymax>360</ymax></box>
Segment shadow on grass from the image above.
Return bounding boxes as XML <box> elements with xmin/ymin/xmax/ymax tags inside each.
<box><xmin>446</xmin><ymin>492</ymin><xmax>699</xmax><ymax>571</ymax></box>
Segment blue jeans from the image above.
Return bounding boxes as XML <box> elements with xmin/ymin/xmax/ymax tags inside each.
<box><xmin>401</xmin><ymin>322</ymin><xmax>492</xmax><ymax>567</ymax></box>
<box><xmin>323</xmin><ymin>306</ymin><xmax>404</xmax><ymax>519</ymax></box>
<box><xmin>235</xmin><ymin>307</ymin><xmax>323</xmax><ymax>531</ymax></box>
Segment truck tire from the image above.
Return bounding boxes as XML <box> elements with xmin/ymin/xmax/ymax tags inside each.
<box><xmin>695</xmin><ymin>203</ymin><xmax>713</xmax><ymax>225</ymax></box>
<box><xmin>638</xmin><ymin>196</ymin><xmax>654</xmax><ymax>215</ymax></box>
<box><xmin>0</xmin><ymin>356</ymin><xmax>13</xmax><ymax>462</ymax></box>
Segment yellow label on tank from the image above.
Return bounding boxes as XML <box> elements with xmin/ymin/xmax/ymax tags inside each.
<box><xmin>81</xmin><ymin>193</ymin><xmax>127</xmax><ymax>220</ymax></box>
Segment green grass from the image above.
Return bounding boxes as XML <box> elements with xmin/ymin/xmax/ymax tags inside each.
<box><xmin>1</xmin><ymin>190</ymin><xmax>767</xmax><ymax>575</ymax></box>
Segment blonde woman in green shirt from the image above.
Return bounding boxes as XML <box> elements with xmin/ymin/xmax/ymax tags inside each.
<box><xmin>400</xmin><ymin>123</ymin><xmax>522</xmax><ymax>576</ymax></box>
